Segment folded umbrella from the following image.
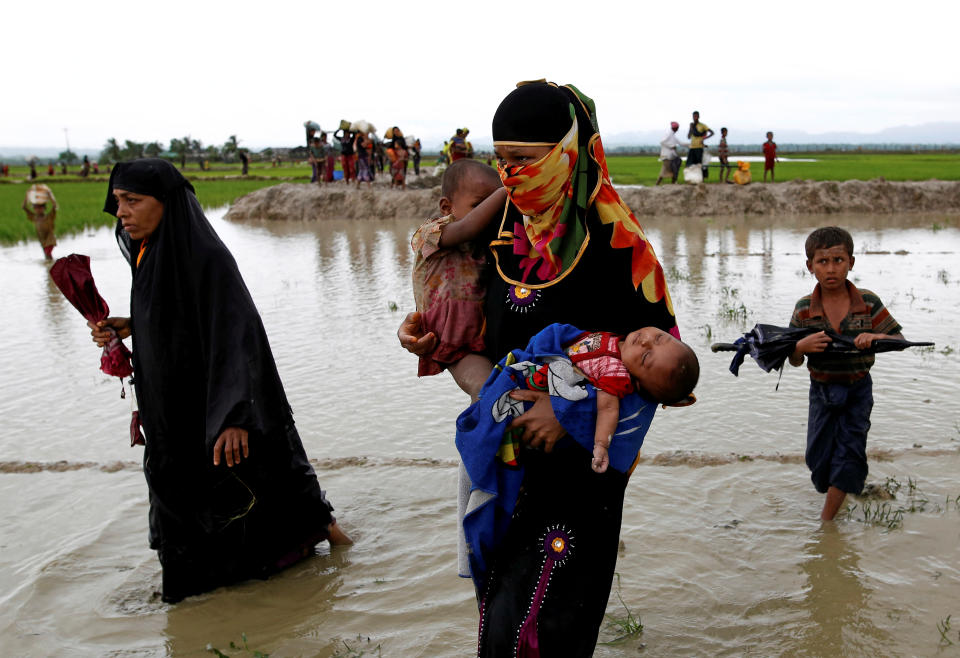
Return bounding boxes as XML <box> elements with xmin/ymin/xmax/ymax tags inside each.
<box><xmin>50</xmin><ymin>254</ymin><xmax>143</xmax><ymax>445</ymax></box>
<box><xmin>712</xmin><ymin>323</ymin><xmax>933</xmax><ymax>376</ymax></box>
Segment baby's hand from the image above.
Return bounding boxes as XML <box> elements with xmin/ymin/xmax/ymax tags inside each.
<box><xmin>397</xmin><ymin>311</ymin><xmax>436</xmax><ymax>357</ymax></box>
<box><xmin>592</xmin><ymin>444</ymin><xmax>609</xmax><ymax>474</ymax></box>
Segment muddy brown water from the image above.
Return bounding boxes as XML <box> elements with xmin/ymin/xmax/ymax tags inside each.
<box><xmin>1</xmin><ymin>209</ymin><xmax>958</xmax><ymax>656</ymax></box>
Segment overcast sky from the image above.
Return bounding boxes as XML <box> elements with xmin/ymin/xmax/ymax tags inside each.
<box><xmin>4</xmin><ymin>0</ymin><xmax>958</xmax><ymax>152</ymax></box>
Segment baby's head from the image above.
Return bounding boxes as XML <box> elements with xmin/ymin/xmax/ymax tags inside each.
<box><xmin>439</xmin><ymin>159</ymin><xmax>502</xmax><ymax>220</ymax></box>
<box><xmin>619</xmin><ymin>327</ymin><xmax>699</xmax><ymax>405</ymax></box>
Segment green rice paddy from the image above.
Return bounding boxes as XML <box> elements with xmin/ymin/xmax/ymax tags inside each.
<box><xmin>1</xmin><ymin>152</ymin><xmax>957</xmax><ymax>244</ymax></box>
<box><xmin>603</xmin><ymin>152</ymin><xmax>960</xmax><ymax>186</ymax></box>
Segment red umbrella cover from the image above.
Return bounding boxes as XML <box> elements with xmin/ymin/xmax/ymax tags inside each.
<box><xmin>50</xmin><ymin>254</ymin><xmax>142</xmax><ymax>445</ymax></box>
<box><xmin>49</xmin><ymin>254</ymin><xmax>133</xmax><ymax>378</ymax></box>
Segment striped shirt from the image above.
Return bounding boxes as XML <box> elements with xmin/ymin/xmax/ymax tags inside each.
<box><xmin>789</xmin><ymin>282</ymin><xmax>902</xmax><ymax>384</ymax></box>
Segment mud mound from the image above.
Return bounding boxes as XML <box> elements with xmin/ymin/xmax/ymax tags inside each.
<box><xmin>226</xmin><ymin>182</ymin><xmax>440</xmax><ymax>221</ymax></box>
<box><xmin>616</xmin><ymin>179</ymin><xmax>960</xmax><ymax>216</ymax></box>
<box><xmin>226</xmin><ymin>179</ymin><xmax>960</xmax><ymax>222</ymax></box>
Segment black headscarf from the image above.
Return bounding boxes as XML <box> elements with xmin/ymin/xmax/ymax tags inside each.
<box><xmin>104</xmin><ymin>158</ymin><xmax>195</xmax><ymax>214</ymax></box>
<box><xmin>492</xmin><ymin>81</ymin><xmax>577</xmax><ymax>144</ymax></box>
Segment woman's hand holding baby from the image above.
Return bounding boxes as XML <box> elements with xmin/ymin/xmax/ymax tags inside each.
<box><xmin>507</xmin><ymin>389</ymin><xmax>566</xmax><ymax>452</ymax></box>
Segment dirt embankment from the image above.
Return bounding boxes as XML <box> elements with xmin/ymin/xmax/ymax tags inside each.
<box><xmin>225</xmin><ymin>178</ymin><xmax>960</xmax><ymax>222</ymax></box>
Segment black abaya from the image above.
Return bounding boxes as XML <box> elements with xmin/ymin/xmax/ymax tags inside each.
<box><xmin>106</xmin><ymin>159</ymin><xmax>334</xmax><ymax>602</ymax></box>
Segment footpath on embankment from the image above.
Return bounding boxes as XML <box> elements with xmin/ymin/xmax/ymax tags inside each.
<box><xmin>224</xmin><ymin>178</ymin><xmax>960</xmax><ymax>222</ymax></box>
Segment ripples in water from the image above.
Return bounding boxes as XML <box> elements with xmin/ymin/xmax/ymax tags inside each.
<box><xmin>1</xmin><ymin>209</ymin><xmax>958</xmax><ymax>655</ymax></box>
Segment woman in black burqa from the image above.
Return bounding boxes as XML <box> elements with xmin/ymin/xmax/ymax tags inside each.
<box><xmin>90</xmin><ymin>158</ymin><xmax>350</xmax><ymax>603</ymax></box>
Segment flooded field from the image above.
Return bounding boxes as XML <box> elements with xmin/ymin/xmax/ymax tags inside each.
<box><xmin>1</xmin><ymin>209</ymin><xmax>958</xmax><ymax>656</ymax></box>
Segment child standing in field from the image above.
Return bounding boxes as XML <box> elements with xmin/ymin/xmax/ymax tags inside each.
<box><xmin>718</xmin><ymin>127</ymin><xmax>731</xmax><ymax>183</ymax></box>
<box><xmin>788</xmin><ymin>226</ymin><xmax>904</xmax><ymax>520</ymax></box>
<box><xmin>763</xmin><ymin>131</ymin><xmax>778</xmax><ymax>182</ymax></box>
<box><xmin>410</xmin><ymin>159</ymin><xmax>506</xmax><ymax>398</ymax></box>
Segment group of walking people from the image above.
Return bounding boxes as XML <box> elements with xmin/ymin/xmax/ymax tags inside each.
<box><xmin>306</xmin><ymin>122</ymin><xmax>421</xmax><ymax>189</ymax></box>
<box><xmin>70</xmin><ymin>78</ymin><xmax>892</xmax><ymax>657</ymax></box>
<box><xmin>78</xmin><ymin>81</ymin><xmax>685</xmax><ymax>655</ymax></box>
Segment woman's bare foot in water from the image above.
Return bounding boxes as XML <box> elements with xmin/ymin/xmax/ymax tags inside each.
<box><xmin>327</xmin><ymin>521</ymin><xmax>353</xmax><ymax>545</ymax></box>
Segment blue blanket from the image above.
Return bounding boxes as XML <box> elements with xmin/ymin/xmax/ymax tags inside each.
<box><xmin>455</xmin><ymin>323</ymin><xmax>656</xmax><ymax>587</ymax></box>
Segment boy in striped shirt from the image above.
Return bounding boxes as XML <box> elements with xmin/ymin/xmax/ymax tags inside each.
<box><xmin>788</xmin><ymin>227</ymin><xmax>904</xmax><ymax>520</ymax></box>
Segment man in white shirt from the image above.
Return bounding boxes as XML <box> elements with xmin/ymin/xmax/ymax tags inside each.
<box><xmin>656</xmin><ymin>121</ymin><xmax>688</xmax><ymax>185</ymax></box>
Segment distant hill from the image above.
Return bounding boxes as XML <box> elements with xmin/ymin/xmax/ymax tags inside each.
<box><xmin>0</xmin><ymin>147</ymin><xmax>101</xmax><ymax>162</ymax></box>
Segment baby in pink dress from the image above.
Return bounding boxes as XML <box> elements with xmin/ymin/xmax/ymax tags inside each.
<box><xmin>566</xmin><ymin>327</ymin><xmax>699</xmax><ymax>472</ymax></box>
<box><xmin>411</xmin><ymin>160</ymin><xmax>506</xmax><ymax>398</ymax></box>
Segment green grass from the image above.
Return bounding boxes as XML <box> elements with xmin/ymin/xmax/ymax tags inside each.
<box><xmin>600</xmin><ymin>573</ymin><xmax>644</xmax><ymax>645</ymax></box>
<box><xmin>938</xmin><ymin>614</ymin><xmax>955</xmax><ymax>646</ymax></box>
<box><xmin>330</xmin><ymin>635</ymin><xmax>382</xmax><ymax>657</ymax></box>
<box><xmin>1</xmin><ymin>182</ymin><xmax>111</xmax><ymax>243</ymax></box>
<box><xmin>0</xmin><ymin>161</ymin><xmax>315</xmax><ymax>181</ymax></box>
<box><xmin>603</xmin><ymin>152</ymin><xmax>960</xmax><ymax>186</ymax></box>
<box><xmin>843</xmin><ymin>476</ymin><xmax>959</xmax><ymax>531</ymax></box>
<box><xmin>206</xmin><ymin>632</ymin><xmax>270</xmax><ymax>657</ymax></box>
<box><xmin>2</xmin><ymin>152</ymin><xmax>958</xmax><ymax>244</ymax></box>
<box><xmin>0</xmin><ymin>178</ymin><xmax>283</xmax><ymax>243</ymax></box>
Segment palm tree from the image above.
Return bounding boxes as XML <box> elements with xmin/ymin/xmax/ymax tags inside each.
<box><xmin>170</xmin><ymin>136</ymin><xmax>192</xmax><ymax>169</ymax></box>
<box><xmin>222</xmin><ymin>134</ymin><xmax>240</xmax><ymax>161</ymax></box>
<box><xmin>144</xmin><ymin>141</ymin><xmax>164</xmax><ymax>157</ymax></box>
<box><xmin>101</xmin><ymin>138</ymin><xmax>122</xmax><ymax>164</ymax></box>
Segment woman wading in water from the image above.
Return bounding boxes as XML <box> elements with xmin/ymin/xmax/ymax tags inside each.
<box><xmin>90</xmin><ymin>159</ymin><xmax>350</xmax><ymax>603</ymax></box>
<box><xmin>400</xmin><ymin>81</ymin><xmax>682</xmax><ymax>656</ymax></box>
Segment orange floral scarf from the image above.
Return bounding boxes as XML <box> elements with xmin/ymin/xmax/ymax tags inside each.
<box><xmin>493</xmin><ymin>84</ymin><xmax>672</xmax><ymax>314</ymax></box>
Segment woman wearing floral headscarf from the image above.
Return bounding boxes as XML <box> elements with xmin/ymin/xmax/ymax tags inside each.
<box><xmin>400</xmin><ymin>81</ymin><xmax>681</xmax><ymax>656</ymax></box>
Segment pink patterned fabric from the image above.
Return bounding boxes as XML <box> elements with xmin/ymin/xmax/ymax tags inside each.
<box><xmin>411</xmin><ymin>214</ymin><xmax>487</xmax><ymax>375</ymax></box>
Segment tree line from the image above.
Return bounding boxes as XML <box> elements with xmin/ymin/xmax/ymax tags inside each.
<box><xmin>98</xmin><ymin>135</ymin><xmax>251</xmax><ymax>167</ymax></box>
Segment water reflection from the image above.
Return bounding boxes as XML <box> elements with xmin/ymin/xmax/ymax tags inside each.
<box><xmin>798</xmin><ymin>525</ymin><xmax>890</xmax><ymax>654</ymax></box>
<box><xmin>163</xmin><ymin>549</ymin><xmax>349</xmax><ymax>656</ymax></box>
<box><xmin>43</xmin><ymin>271</ymin><xmax>71</xmax><ymax>345</ymax></box>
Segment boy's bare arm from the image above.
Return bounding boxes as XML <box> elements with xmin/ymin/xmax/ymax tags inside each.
<box><xmin>594</xmin><ymin>389</ymin><xmax>620</xmax><ymax>448</ymax></box>
<box><xmin>439</xmin><ymin>187</ymin><xmax>508</xmax><ymax>247</ymax></box>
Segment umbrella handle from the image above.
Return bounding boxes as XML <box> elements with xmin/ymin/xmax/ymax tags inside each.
<box><xmin>711</xmin><ymin>343</ymin><xmax>740</xmax><ymax>352</ymax></box>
